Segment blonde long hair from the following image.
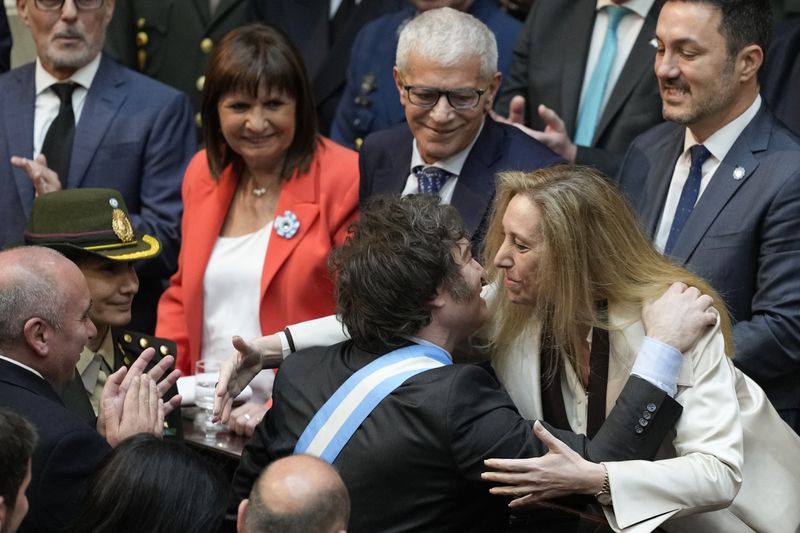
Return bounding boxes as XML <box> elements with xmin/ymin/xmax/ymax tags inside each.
<box><xmin>483</xmin><ymin>166</ymin><xmax>734</xmax><ymax>375</ymax></box>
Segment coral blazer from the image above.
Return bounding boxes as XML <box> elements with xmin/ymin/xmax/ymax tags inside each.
<box><xmin>156</xmin><ymin>138</ymin><xmax>359</xmax><ymax>374</ymax></box>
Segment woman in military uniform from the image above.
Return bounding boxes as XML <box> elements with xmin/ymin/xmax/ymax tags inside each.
<box><xmin>24</xmin><ymin>188</ymin><xmax>182</xmax><ymax>438</ymax></box>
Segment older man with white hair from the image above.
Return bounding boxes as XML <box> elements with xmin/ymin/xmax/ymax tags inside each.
<box><xmin>358</xmin><ymin>7</ymin><xmax>560</xmax><ymax>248</ymax></box>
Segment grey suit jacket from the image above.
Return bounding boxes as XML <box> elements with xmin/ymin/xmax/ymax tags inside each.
<box><xmin>616</xmin><ymin>105</ymin><xmax>800</xmax><ymax>417</ymax></box>
<box><xmin>495</xmin><ymin>0</ymin><xmax>664</xmax><ymax>176</ymax></box>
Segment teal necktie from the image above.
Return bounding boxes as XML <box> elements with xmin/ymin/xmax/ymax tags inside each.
<box><xmin>574</xmin><ymin>6</ymin><xmax>630</xmax><ymax>147</ymax></box>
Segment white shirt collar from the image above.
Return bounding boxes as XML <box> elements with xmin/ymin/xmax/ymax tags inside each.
<box><xmin>405</xmin><ymin>336</ymin><xmax>453</xmax><ymax>361</ymax></box>
<box><xmin>35</xmin><ymin>52</ymin><xmax>102</xmax><ymax>96</ymax></box>
<box><xmin>0</xmin><ymin>354</ymin><xmax>45</xmax><ymax>380</ymax></box>
<box><xmin>595</xmin><ymin>0</ymin><xmax>654</xmax><ymax>19</ymax></box>
<box><xmin>409</xmin><ymin>119</ymin><xmax>485</xmax><ymax>176</ymax></box>
<box><xmin>683</xmin><ymin>95</ymin><xmax>762</xmax><ymax>161</ymax></box>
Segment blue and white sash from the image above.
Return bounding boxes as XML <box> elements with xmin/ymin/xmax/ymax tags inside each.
<box><xmin>294</xmin><ymin>344</ymin><xmax>452</xmax><ymax>463</ymax></box>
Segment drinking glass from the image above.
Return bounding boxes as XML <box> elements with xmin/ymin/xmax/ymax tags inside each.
<box><xmin>195</xmin><ymin>360</ymin><xmax>223</xmax><ymax>436</ymax></box>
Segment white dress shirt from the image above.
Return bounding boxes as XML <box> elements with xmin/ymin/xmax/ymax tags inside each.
<box><xmin>401</xmin><ymin>120</ymin><xmax>485</xmax><ymax>205</ymax></box>
<box><xmin>654</xmin><ymin>95</ymin><xmax>762</xmax><ymax>251</ymax></box>
<box><xmin>33</xmin><ymin>53</ymin><xmax>101</xmax><ymax>158</ymax></box>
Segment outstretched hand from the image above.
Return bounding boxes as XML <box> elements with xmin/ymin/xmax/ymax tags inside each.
<box><xmin>213</xmin><ymin>334</ymin><xmax>282</xmax><ymax>423</ymax></box>
<box><xmin>643</xmin><ymin>282</ymin><xmax>717</xmax><ymax>353</ymax></box>
<box><xmin>482</xmin><ymin>421</ymin><xmax>605</xmax><ymax>507</ymax></box>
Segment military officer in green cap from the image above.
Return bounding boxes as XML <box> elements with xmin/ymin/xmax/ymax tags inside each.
<box><xmin>24</xmin><ymin>188</ymin><xmax>182</xmax><ymax>438</ymax></box>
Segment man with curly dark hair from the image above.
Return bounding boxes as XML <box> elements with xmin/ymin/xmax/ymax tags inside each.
<box><xmin>231</xmin><ymin>195</ymin><xmax>690</xmax><ymax>533</ymax></box>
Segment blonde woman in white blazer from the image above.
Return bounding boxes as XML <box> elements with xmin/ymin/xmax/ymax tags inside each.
<box><xmin>483</xmin><ymin>167</ymin><xmax>800</xmax><ymax>533</ymax></box>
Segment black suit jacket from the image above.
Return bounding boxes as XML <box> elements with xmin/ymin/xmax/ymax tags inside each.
<box><xmin>358</xmin><ymin>118</ymin><xmax>562</xmax><ymax>247</ymax></box>
<box><xmin>232</xmin><ymin>341</ymin><xmax>681</xmax><ymax>533</ymax></box>
<box><xmin>495</xmin><ymin>0</ymin><xmax>664</xmax><ymax>176</ymax></box>
<box><xmin>0</xmin><ymin>359</ymin><xmax>110</xmax><ymax>533</ymax></box>
<box><xmin>249</xmin><ymin>0</ymin><xmax>404</xmax><ymax>135</ymax></box>
<box><xmin>616</xmin><ymin>105</ymin><xmax>800</xmax><ymax>420</ymax></box>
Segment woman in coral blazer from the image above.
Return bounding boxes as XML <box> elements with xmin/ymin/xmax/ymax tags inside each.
<box><xmin>156</xmin><ymin>24</ymin><xmax>358</xmax><ymax>435</ymax></box>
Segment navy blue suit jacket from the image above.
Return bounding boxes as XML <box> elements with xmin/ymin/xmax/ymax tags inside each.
<box><xmin>0</xmin><ymin>55</ymin><xmax>195</xmax><ymax>331</ymax></box>
<box><xmin>331</xmin><ymin>0</ymin><xmax>522</xmax><ymax>148</ymax></box>
<box><xmin>616</xmin><ymin>106</ymin><xmax>800</xmax><ymax>417</ymax></box>
<box><xmin>358</xmin><ymin>117</ymin><xmax>561</xmax><ymax>246</ymax></box>
<box><xmin>0</xmin><ymin>54</ymin><xmax>194</xmax><ymax>276</ymax></box>
<box><xmin>0</xmin><ymin>358</ymin><xmax>110</xmax><ymax>533</ymax></box>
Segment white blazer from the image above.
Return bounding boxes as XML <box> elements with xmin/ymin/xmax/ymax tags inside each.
<box><xmin>492</xmin><ymin>305</ymin><xmax>800</xmax><ymax>533</ymax></box>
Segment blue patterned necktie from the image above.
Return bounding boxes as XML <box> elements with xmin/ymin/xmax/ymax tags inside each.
<box><xmin>412</xmin><ymin>165</ymin><xmax>454</xmax><ymax>195</ymax></box>
<box><xmin>664</xmin><ymin>144</ymin><xmax>712</xmax><ymax>254</ymax></box>
<box><xmin>574</xmin><ymin>5</ymin><xmax>630</xmax><ymax>147</ymax></box>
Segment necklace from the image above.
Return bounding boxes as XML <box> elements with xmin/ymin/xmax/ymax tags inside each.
<box><xmin>252</xmin><ymin>187</ymin><xmax>267</xmax><ymax>197</ymax></box>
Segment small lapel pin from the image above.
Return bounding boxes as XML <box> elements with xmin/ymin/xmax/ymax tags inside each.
<box><xmin>275</xmin><ymin>210</ymin><xmax>300</xmax><ymax>240</ymax></box>
<box><xmin>649</xmin><ymin>38</ymin><xmax>658</xmax><ymax>48</ymax></box>
<box><xmin>733</xmin><ymin>166</ymin><xmax>745</xmax><ymax>180</ymax></box>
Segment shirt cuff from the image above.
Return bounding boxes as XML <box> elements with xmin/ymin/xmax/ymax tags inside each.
<box><xmin>281</xmin><ymin>315</ymin><xmax>350</xmax><ymax>354</ymax></box>
<box><xmin>630</xmin><ymin>336</ymin><xmax>682</xmax><ymax>397</ymax></box>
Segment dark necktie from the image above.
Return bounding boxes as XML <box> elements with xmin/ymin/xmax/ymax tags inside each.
<box><xmin>412</xmin><ymin>165</ymin><xmax>454</xmax><ymax>195</ymax></box>
<box><xmin>41</xmin><ymin>82</ymin><xmax>77</xmax><ymax>183</ymax></box>
<box><xmin>331</xmin><ymin>0</ymin><xmax>354</xmax><ymax>44</ymax></box>
<box><xmin>664</xmin><ymin>144</ymin><xmax>712</xmax><ymax>254</ymax></box>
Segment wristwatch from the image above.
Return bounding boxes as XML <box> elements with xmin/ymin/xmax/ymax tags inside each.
<box><xmin>594</xmin><ymin>464</ymin><xmax>612</xmax><ymax>505</ymax></box>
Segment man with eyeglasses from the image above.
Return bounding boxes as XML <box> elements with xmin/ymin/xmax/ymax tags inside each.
<box><xmin>358</xmin><ymin>7</ymin><xmax>560</xmax><ymax>250</ymax></box>
<box><xmin>0</xmin><ymin>0</ymin><xmax>195</xmax><ymax>334</ymax></box>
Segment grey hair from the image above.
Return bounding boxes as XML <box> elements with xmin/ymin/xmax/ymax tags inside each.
<box><xmin>0</xmin><ymin>247</ymin><xmax>66</xmax><ymax>349</ymax></box>
<box><xmin>396</xmin><ymin>7</ymin><xmax>498</xmax><ymax>81</ymax></box>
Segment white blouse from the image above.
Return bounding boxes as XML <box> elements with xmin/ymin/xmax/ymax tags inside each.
<box><xmin>201</xmin><ymin>223</ymin><xmax>274</xmax><ymax>402</ymax></box>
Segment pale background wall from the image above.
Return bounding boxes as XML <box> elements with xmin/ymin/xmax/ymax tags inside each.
<box><xmin>5</xmin><ymin>0</ymin><xmax>38</xmax><ymax>67</ymax></box>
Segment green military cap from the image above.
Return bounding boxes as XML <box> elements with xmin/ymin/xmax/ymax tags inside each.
<box><xmin>24</xmin><ymin>188</ymin><xmax>161</xmax><ymax>261</ymax></box>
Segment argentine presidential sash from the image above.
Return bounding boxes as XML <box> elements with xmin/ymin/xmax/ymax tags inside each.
<box><xmin>294</xmin><ymin>343</ymin><xmax>452</xmax><ymax>463</ymax></box>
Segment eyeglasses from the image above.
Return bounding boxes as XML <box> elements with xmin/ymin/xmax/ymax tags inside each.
<box><xmin>34</xmin><ymin>0</ymin><xmax>105</xmax><ymax>11</ymax></box>
<box><xmin>403</xmin><ymin>85</ymin><xmax>486</xmax><ymax>110</ymax></box>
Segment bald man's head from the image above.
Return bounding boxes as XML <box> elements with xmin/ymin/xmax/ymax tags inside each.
<box><xmin>0</xmin><ymin>247</ymin><xmax>95</xmax><ymax>385</ymax></box>
<box><xmin>239</xmin><ymin>455</ymin><xmax>350</xmax><ymax>533</ymax></box>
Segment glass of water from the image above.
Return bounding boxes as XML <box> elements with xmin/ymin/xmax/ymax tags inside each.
<box><xmin>195</xmin><ymin>360</ymin><xmax>223</xmax><ymax>436</ymax></box>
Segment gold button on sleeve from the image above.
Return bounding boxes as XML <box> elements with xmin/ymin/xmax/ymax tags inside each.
<box><xmin>139</xmin><ymin>338</ymin><xmax>150</xmax><ymax>349</ymax></box>
<box><xmin>123</xmin><ymin>333</ymin><xmax>133</xmax><ymax>343</ymax></box>
<box><xmin>159</xmin><ymin>345</ymin><xmax>170</xmax><ymax>356</ymax></box>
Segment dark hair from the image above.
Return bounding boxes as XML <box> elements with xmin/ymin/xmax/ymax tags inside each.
<box><xmin>329</xmin><ymin>195</ymin><xmax>469</xmax><ymax>352</ymax></box>
<box><xmin>244</xmin><ymin>460</ymin><xmax>350</xmax><ymax>533</ymax></box>
<box><xmin>201</xmin><ymin>23</ymin><xmax>319</xmax><ymax>180</ymax></box>
<box><xmin>667</xmin><ymin>0</ymin><xmax>772</xmax><ymax>58</ymax></box>
<box><xmin>66</xmin><ymin>435</ymin><xmax>227</xmax><ymax>533</ymax></box>
<box><xmin>0</xmin><ymin>409</ymin><xmax>37</xmax><ymax>509</ymax></box>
